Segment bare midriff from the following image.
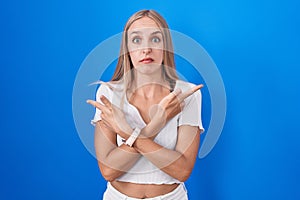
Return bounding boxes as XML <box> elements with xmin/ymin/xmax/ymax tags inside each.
<box><xmin>111</xmin><ymin>180</ymin><xmax>179</xmax><ymax>198</ymax></box>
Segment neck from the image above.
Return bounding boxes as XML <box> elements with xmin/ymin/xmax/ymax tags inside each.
<box><xmin>132</xmin><ymin>69</ymin><xmax>169</xmax><ymax>99</ymax></box>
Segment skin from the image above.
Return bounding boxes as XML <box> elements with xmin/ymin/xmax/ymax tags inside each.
<box><xmin>87</xmin><ymin>17</ymin><xmax>203</xmax><ymax>198</ymax></box>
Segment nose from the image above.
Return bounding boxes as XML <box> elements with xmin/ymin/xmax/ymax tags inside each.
<box><xmin>142</xmin><ymin>47</ymin><xmax>152</xmax><ymax>54</ymax></box>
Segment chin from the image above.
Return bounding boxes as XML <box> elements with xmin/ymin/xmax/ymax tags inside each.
<box><xmin>136</xmin><ymin>63</ymin><xmax>161</xmax><ymax>75</ymax></box>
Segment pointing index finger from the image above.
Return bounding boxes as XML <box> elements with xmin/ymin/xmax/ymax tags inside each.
<box><xmin>192</xmin><ymin>84</ymin><xmax>204</xmax><ymax>93</ymax></box>
<box><xmin>86</xmin><ymin>99</ymin><xmax>105</xmax><ymax>110</ymax></box>
<box><xmin>180</xmin><ymin>84</ymin><xmax>204</xmax><ymax>100</ymax></box>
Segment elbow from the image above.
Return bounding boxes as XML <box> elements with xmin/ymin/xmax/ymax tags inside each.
<box><xmin>177</xmin><ymin>174</ymin><xmax>190</xmax><ymax>182</ymax></box>
<box><xmin>98</xmin><ymin>162</ymin><xmax>118</xmax><ymax>182</ymax></box>
<box><xmin>100</xmin><ymin>167</ymin><xmax>117</xmax><ymax>182</ymax></box>
<box><xmin>177</xmin><ymin>168</ymin><xmax>192</xmax><ymax>182</ymax></box>
<box><xmin>104</xmin><ymin>175</ymin><xmax>116</xmax><ymax>182</ymax></box>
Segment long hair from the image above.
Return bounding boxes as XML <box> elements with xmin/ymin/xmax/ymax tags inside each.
<box><xmin>111</xmin><ymin>10</ymin><xmax>178</xmax><ymax>91</ymax></box>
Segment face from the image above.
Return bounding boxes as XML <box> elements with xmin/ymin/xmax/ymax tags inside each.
<box><xmin>127</xmin><ymin>17</ymin><xmax>164</xmax><ymax>74</ymax></box>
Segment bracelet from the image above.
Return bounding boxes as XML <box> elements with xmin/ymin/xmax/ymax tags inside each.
<box><xmin>125</xmin><ymin>127</ymin><xmax>141</xmax><ymax>147</ymax></box>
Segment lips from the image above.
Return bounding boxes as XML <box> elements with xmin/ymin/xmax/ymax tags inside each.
<box><xmin>140</xmin><ymin>57</ymin><xmax>154</xmax><ymax>64</ymax></box>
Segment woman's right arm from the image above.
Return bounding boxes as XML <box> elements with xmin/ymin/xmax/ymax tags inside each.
<box><xmin>88</xmin><ymin>84</ymin><xmax>142</xmax><ymax>181</ymax></box>
<box><xmin>94</xmin><ymin>120</ymin><xmax>140</xmax><ymax>182</ymax></box>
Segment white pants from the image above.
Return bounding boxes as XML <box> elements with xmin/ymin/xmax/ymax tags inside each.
<box><xmin>103</xmin><ymin>182</ymin><xmax>188</xmax><ymax>200</ymax></box>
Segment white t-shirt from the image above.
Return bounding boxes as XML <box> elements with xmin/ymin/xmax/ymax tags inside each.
<box><xmin>92</xmin><ymin>80</ymin><xmax>204</xmax><ymax>184</ymax></box>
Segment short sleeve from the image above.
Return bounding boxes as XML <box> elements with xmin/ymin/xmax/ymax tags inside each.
<box><xmin>90</xmin><ymin>84</ymin><xmax>110</xmax><ymax>126</ymax></box>
<box><xmin>178</xmin><ymin>90</ymin><xmax>205</xmax><ymax>133</ymax></box>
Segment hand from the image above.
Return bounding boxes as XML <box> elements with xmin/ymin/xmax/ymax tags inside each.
<box><xmin>151</xmin><ymin>84</ymin><xmax>204</xmax><ymax>125</ymax></box>
<box><xmin>87</xmin><ymin>95</ymin><xmax>133</xmax><ymax>139</ymax></box>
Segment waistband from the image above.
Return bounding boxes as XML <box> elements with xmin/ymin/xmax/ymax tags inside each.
<box><xmin>104</xmin><ymin>182</ymin><xmax>188</xmax><ymax>200</ymax></box>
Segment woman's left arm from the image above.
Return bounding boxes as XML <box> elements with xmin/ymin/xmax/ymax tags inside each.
<box><xmin>133</xmin><ymin>125</ymin><xmax>200</xmax><ymax>182</ymax></box>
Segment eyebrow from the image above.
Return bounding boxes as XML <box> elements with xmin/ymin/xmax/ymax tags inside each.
<box><xmin>151</xmin><ymin>31</ymin><xmax>162</xmax><ymax>35</ymax></box>
<box><xmin>129</xmin><ymin>30</ymin><xmax>162</xmax><ymax>35</ymax></box>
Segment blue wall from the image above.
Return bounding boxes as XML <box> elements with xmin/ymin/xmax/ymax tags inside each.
<box><xmin>1</xmin><ymin>0</ymin><xmax>299</xmax><ymax>199</ymax></box>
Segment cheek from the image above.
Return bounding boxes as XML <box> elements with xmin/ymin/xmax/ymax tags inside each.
<box><xmin>129</xmin><ymin>51</ymin><xmax>139</xmax><ymax>66</ymax></box>
<box><xmin>154</xmin><ymin>49</ymin><xmax>164</xmax><ymax>62</ymax></box>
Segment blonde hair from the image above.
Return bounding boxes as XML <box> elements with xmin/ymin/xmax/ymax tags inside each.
<box><xmin>111</xmin><ymin>10</ymin><xmax>178</xmax><ymax>91</ymax></box>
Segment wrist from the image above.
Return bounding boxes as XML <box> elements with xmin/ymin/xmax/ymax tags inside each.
<box><xmin>125</xmin><ymin>127</ymin><xmax>141</xmax><ymax>147</ymax></box>
<box><xmin>146</xmin><ymin>115</ymin><xmax>166</xmax><ymax>137</ymax></box>
<box><xmin>132</xmin><ymin>137</ymin><xmax>147</xmax><ymax>151</ymax></box>
<box><xmin>117</xmin><ymin>124</ymin><xmax>133</xmax><ymax>140</ymax></box>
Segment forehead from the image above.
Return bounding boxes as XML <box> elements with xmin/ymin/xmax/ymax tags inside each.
<box><xmin>128</xmin><ymin>17</ymin><xmax>160</xmax><ymax>33</ymax></box>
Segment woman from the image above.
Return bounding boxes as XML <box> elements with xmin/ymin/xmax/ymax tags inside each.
<box><xmin>87</xmin><ymin>9</ymin><xmax>204</xmax><ymax>200</ymax></box>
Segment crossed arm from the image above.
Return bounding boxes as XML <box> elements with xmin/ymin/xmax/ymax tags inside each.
<box><xmin>88</xmin><ymin>84</ymin><xmax>203</xmax><ymax>182</ymax></box>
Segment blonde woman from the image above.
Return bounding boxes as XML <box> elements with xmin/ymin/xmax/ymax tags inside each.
<box><xmin>87</xmin><ymin>9</ymin><xmax>204</xmax><ymax>200</ymax></box>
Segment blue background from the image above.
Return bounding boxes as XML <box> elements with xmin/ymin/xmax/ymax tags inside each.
<box><xmin>1</xmin><ymin>0</ymin><xmax>299</xmax><ymax>199</ymax></box>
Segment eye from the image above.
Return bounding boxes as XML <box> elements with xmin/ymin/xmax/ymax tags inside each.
<box><xmin>151</xmin><ymin>36</ymin><xmax>161</xmax><ymax>43</ymax></box>
<box><xmin>132</xmin><ymin>37</ymin><xmax>141</xmax><ymax>44</ymax></box>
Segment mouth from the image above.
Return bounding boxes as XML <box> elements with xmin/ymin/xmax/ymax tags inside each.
<box><xmin>139</xmin><ymin>57</ymin><xmax>154</xmax><ymax>64</ymax></box>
